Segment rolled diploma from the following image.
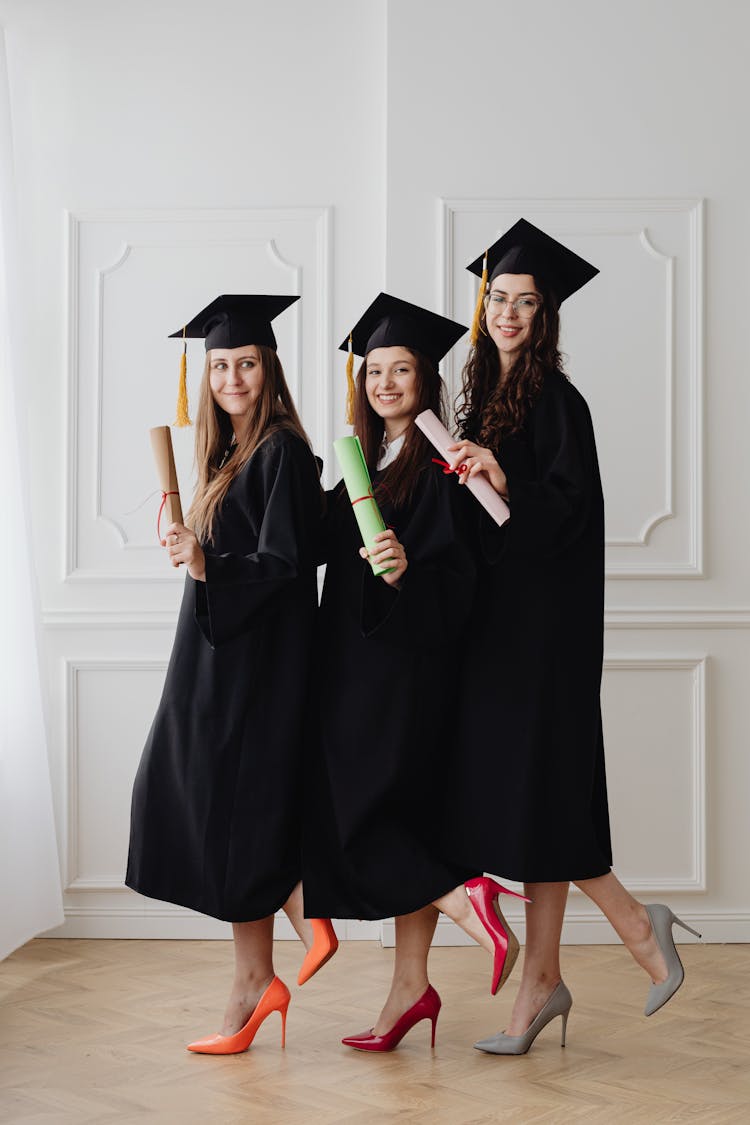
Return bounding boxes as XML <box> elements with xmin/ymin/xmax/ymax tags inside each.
<box><xmin>149</xmin><ymin>425</ymin><xmax>184</xmax><ymax>527</ymax></box>
<box><xmin>415</xmin><ymin>409</ymin><xmax>510</xmax><ymax>528</ymax></box>
<box><xmin>333</xmin><ymin>435</ymin><xmax>392</xmax><ymax>576</ymax></box>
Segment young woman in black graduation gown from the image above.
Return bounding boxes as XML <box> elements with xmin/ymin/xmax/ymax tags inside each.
<box><xmin>304</xmin><ymin>294</ymin><xmax>529</xmax><ymax>1052</ymax></box>
<box><xmin>446</xmin><ymin>222</ymin><xmax>700</xmax><ymax>1055</ymax></box>
<box><xmin>126</xmin><ymin>295</ymin><xmax>336</xmax><ymax>1055</ymax></box>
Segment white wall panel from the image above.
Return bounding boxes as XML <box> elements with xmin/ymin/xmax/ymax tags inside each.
<box><xmin>66</xmin><ymin>207</ymin><xmax>331</xmax><ymax>582</ymax></box>
<box><xmin>64</xmin><ymin>660</ymin><xmax>166</xmax><ymax>892</ymax></box>
<box><xmin>440</xmin><ymin>198</ymin><xmax>703</xmax><ymax>577</ymax></box>
<box><xmin>600</xmin><ymin>657</ymin><xmax>705</xmax><ymax>892</ymax></box>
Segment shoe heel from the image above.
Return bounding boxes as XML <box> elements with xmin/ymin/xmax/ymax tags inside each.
<box><xmin>560</xmin><ymin>1009</ymin><xmax>569</xmax><ymax>1047</ymax></box>
<box><xmin>673</xmin><ymin>914</ymin><xmax>702</xmax><ymax>940</ymax></box>
<box><xmin>280</xmin><ymin>1000</ymin><xmax>289</xmax><ymax>1048</ymax></box>
<box><xmin>430</xmin><ymin>1012</ymin><xmax>439</xmax><ymax>1048</ymax></box>
<box><xmin>486</xmin><ymin>878</ymin><xmax>532</xmax><ymax>904</ymax></box>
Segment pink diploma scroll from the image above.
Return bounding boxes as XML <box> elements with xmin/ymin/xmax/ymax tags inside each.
<box><xmin>149</xmin><ymin>425</ymin><xmax>184</xmax><ymax>538</ymax></box>
<box><xmin>415</xmin><ymin>409</ymin><xmax>510</xmax><ymax>528</ymax></box>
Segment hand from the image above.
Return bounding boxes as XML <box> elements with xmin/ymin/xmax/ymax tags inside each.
<box><xmin>447</xmin><ymin>440</ymin><xmax>508</xmax><ymax>499</ymax></box>
<box><xmin>162</xmin><ymin>521</ymin><xmax>206</xmax><ymax>582</ymax></box>
<box><xmin>359</xmin><ymin>529</ymin><xmax>408</xmax><ymax>587</ymax></box>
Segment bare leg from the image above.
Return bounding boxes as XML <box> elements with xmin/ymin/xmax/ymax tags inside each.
<box><xmin>221</xmin><ymin>916</ymin><xmax>275</xmax><ymax>1036</ymax></box>
<box><xmin>281</xmin><ymin>881</ymin><xmax>313</xmax><ymax>952</ymax></box>
<box><xmin>372</xmin><ymin>905</ymin><xmax>439</xmax><ymax>1035</ymax></box>
<box><xmin>433</xmin><ymin>885</ymin><xmax>496</xmax><ymax>955</ymax></box>
<box><xmin>574</xmin><ymin>871</ymin><xmax>668</xmax><ymax>983</ymax></box>
<box><xmin>504</xmin><ymin>881</ymin><xmax>568</xmax><ymax>1036</ymax></box>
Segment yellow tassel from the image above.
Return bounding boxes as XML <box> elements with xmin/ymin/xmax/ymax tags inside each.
<box><xmin>344</xmin><ymin>333</ymin><xmax>355</xmax><ymax>426</ymax></box>
<box><xmin>470</xmin><ymin>251</ymin><xmax>488</xmax><ymax>347</ymax></box>
<box><xmin>174</xmin><ymin>337</ymin><xmax>192</xmax><ymax>427</ymax></box>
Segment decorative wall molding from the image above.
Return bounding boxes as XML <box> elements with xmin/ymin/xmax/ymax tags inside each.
<box><xmin>64</xmin><ymin>206</ymin><xmax>332</xmax><ymax>584</ymax></box>
<box><xmin>438</xmin><ymin>197</ymin><xmax>704</xmax><ymax>579</ymax></box>
<box><xmin>602</xmin><ymin>655</ymin><xmax>707</xmax><ymax>893</ymax></box>
<box><xmin>43</xmin><ymin>606</ymin><xmax>750</xmax><ymax>631</ymax></box>
<box><xmin>64</xmin><ymin>658</ymin><xmax>167</xmax><ymax>893</ymax></box>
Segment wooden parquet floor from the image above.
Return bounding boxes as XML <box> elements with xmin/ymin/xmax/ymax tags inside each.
<box><xmin>0</xmin><ymin>939</ymin><xmax>748</xmax><ymax>1124</ymax></box>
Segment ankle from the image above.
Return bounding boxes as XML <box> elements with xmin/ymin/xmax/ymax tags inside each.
<box><xmin>231</xmin><ymin>970</ymin><xmax>274</xmax><ymax>996</ymax></box>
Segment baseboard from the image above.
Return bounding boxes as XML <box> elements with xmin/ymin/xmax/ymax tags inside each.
<box><xmin>43</xmin><ymin>908</ymin><xmax>750</xmax><ymax>943</ymax></box>
<box><xmin>41</xmin><ymin>911</ymin><xmax>382</xmax><ymax>941</ymax></box>
<box><xmin>381</xmin><ymin>912</ymin><xmax>750</xmax><ymax>947</ymax></box>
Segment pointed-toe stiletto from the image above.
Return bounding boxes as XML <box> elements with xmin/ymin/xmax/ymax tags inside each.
<box><xmin>341</xmin><ymin>984</ymin><xmax>441</xmax><ymax>1052</ymax></box>
<box><xmin>643</xmin><ymin>903</ymin><xmax>701</xmax><ymax>1017</ymax></box>
<box><xmin>465</xmin><ymin>876</ymin><xmax>531</xmax><ymax>995</ymax></box>
<box><xmin>186</xmin><ymin>975</ymin><xmax>290</xmax><ymax>1054</ymax></box>
<box><xmin>298</xmin><ymin>918</ymin><xmax>339</xmax><ymax>986</ymax></box>
<box><xmin>474</xmin><ymin>981</ymin><xmax>572</xmax><ymax>1056</ymax></box>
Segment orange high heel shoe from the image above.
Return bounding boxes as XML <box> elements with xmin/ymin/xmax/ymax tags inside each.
<box><xmin>298</xmin><ymin>918</ymin><xmax>339</xmax><ymax>986</ymax></box>
<box><xmin>465</xmin><ymin>876</ymin><xmax>531</xmax><ymax>995</ymax></box>
<box><xmin>186</xmin><ymin>975</ymin><xmax>290</xmax><ymax>1054</ymax></box>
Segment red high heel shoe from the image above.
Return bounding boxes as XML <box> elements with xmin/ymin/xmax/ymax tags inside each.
<box><xmin>341</xmin><ymin>984</ymin><xmax>441</xmax><ymax>1052</ymax></box>
<box><xmin>298</xmin><ymin>918</ymin><xmax>338</xmax><ymax>986</ymax></box>
<box><xmin>465</xmin><ymin>876</ymin><xmax>531</xmax><ymax>995</ymax></box>
<box><xmin>186</xmin><ymin>975</ymin><xmax>290</xmax><ymax>1054</ymax></box>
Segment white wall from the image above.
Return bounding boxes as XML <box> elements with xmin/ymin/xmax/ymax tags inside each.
<box><xmin>2</xmin><ymin>0</ymin><xmax>748</xmax><ymax>941</ymax></box>
<box><xmin>384</xmin><ymin>0</ymin><xmax>750</xmax><ymax>944</ymax></box>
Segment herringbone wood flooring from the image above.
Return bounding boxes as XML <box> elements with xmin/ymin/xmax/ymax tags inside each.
<box><xmin>1</xmin><ymin>939</ymin><xmax>748</xmax><ymax>1124</ymax></box>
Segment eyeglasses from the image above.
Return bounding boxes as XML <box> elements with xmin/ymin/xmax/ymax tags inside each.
<box><xmin>485</xmin><ymin>293</ymin><xmax>541</xmax><ymax>319</ymax></box>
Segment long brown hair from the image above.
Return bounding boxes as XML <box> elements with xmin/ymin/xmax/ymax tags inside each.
<box><xmin>188</xmin><ymin>344</ymin><xmax>313</xmax><ymax>543</ymax></box>
<box><xmin>456</xmin><ymin>279</ymin><xmax>563</xmax><ymax>448</ymax></box>
<box><xmin>352</xmin><ymin>348</ymin><xmax>446</xmax><ymax>511</ymax></box>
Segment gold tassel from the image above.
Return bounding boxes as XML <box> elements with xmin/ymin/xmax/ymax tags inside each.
<box><xmin>174</xmin><ymin>331</ymin><xmax>192</xmax><ymax>427</ymax></box>
<box><xmin>344</xmin><ymin>333</ymin><xmax>355</xmax><ymax>426</ymax></box>
<box><xmin>470</xmin><ymin>250</ymin><xmax>488</xmax><ymax>347</ymax></box>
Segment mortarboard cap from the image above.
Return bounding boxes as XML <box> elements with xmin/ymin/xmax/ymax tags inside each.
<box><xmin>466</xmin><ymin>219</ymin><xmax>599</xmax><ymax>345</ymax></box>
<box><xmin>168</xmin><ymin>294</ymin><xmax>299</xmax><ymax>427</ymax></box>
<box><xmin>338</xmin><ymin>293</ymin><xmax>468</xmax><ymax>424</ymax></box>
<box><xmin>169</xmin><ymin>293</ymin><xmax>299</xmax><ymax>352</ymax></box>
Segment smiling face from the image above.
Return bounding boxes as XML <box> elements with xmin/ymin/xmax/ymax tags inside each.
<box><xmin>208</xmin><ymin>345</ymin><xmax>265</xmax><ymax>430</ymax></box>
<box><xmin>484</xmin><ymin>273</ymin><xmax>541</xmax><ymax>368</ymax></box>
<box><xmin>364</xmin><ymin>346</ymin><xmax>419</xmax><ymax>437</ymax></box>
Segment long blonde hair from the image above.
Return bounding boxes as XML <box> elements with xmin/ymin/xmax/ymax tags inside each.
<box><xmin>187</xmin><ymin>344</ymin><xmax>312</xmax><ymax>544</ymax></box>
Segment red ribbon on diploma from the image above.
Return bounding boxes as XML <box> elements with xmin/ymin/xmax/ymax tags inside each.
<box><xmin>157</xmin><ymin>491</ymin><xmax>180</xmax><ymax>541</ymax></box>
<box><xmin>432</xmin><ymin>457</ymin><xmax>467</xmax><ymax>475</ymax></box>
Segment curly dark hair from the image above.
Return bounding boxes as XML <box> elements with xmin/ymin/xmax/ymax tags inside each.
<box><xmin>352</xmin><ymin>347</ymin><xmax>447</xmax><ymax>511</ymax></box>
<box><xmin>455</xmin><ymin>281</ymin><xmax>564</xmax><ymax>449</ymax></box>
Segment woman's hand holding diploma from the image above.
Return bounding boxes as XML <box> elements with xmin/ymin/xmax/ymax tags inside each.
<box><xmin>360</xmin><ymin>529</ymin><xmax>407</xmax><ymax>587</ymax></box>
<box><xmin>447</xmin><ymin>440</ymin><xmax>508</xmax><ymax>499</ymax></box>
<box><xmin>163</xmin><ymin>521</ymin><xmax>206</xmax><ymax>582</ymax></box>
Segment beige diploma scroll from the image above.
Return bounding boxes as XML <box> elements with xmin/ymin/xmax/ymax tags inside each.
<box><xmin>150</xmin><ymin>425</ymin><xmax>183</xmax><ymax>538</ymax></box>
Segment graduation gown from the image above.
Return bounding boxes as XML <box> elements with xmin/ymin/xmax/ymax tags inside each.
<box><xmin>126</xmin><ymin>428</ymin><xmax>321</xmax><ymax>922</ymax></box>
<box><xmin>303</xmin><ymin>458</ymin><xmax>478</xmax><ymax>920</ymax></box>
<box><xmin>447</xmin><ymin>370</ymin><xmax>613</xmax><ymax>882</ymax></box>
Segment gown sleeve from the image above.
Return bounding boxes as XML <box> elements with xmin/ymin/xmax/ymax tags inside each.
<box><xmin>360</xmin><ymin>467</ymin><xmax>476</xmax><ymax>649</ymax></box>
<box><xmin>496</xmin><ymin>375</ymin><xmax>598</xmax><ymax>559</ymax></box>
<box><xmin>194</xmin><ymin>433</ymin><xmax>319</xmax><ymax>647</ymax></box>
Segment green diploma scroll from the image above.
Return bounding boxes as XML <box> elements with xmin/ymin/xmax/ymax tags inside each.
<box><xmin>333</xmin><ymin>435</ymin><xmax>392</xmax><ymax>577</ymax></box>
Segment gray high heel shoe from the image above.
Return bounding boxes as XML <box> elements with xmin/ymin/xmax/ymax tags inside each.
<box><xmin>644</xmin><ymin>903</ymin><xmax>701</xmax><ymax>1017</ymax></box>
<box><xmin>473</xmin><ymin>981</ymin><xmax>572</xmax><ymax>1055</ymax></box>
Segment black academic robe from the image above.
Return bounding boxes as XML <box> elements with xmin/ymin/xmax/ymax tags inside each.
<box><xmin>447</xmin><ymin>370</ymin><xmax>613</xmax><ymax>883</ymax></box>
<box><xmin>303</xmin><ymin>458</ymin><xmax>478</xmax><ymax>920</ymax></box>
<box><xmin>126</xmin><ymin>429</ymin><xmax>321</xmax><ymax>922</ymax></box>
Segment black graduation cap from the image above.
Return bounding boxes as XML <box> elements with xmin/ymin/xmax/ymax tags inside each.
<box><xmin>339</xmin><ymin>292</ymin><xmax>467</xmax><ymax>363</ymax></box>
<box><xmin>337</xmin><ymin>293</ymin><xmax>468</xmax><ymax>424</ymax></box>
<box><xmin>169</xmin><ymin>293</ymin><xmax>299</xmax><ymax>352</ymax></box>
<box><xmin>467</xmin><ymin>218</ymin><xmax>599</xmax><ymax>305</ymax></box>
